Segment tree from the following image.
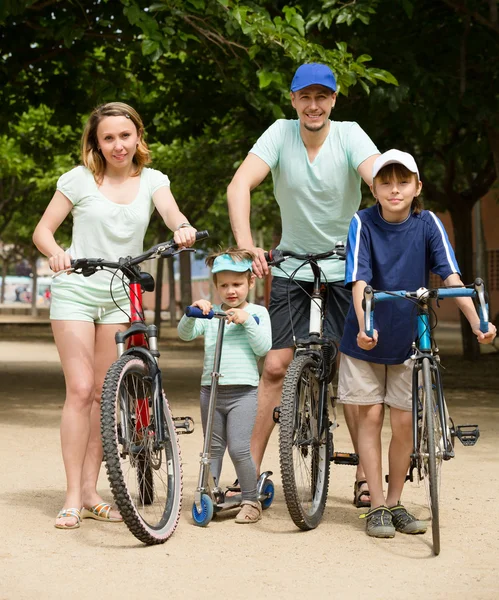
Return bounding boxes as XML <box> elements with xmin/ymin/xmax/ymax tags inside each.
<box><xmin>313</xmin><ymin>0</ymin><xmax>499</xmax><ymax>359</ymax></box>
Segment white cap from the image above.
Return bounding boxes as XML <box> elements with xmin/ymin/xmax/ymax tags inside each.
<box><xmin>372</xmin><ymin>149</ymin><xmax>419</xmax><ymax>179</ymax></box>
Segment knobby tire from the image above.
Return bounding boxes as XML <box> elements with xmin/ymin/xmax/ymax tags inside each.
<box><xmin>101</xmin><ymin>355</ymin><xmax>182</xmax><ymax>545</ymax></box>
<box><xmin>279</xmin><ymin>354</ymin><xmax>331</xmax><ymax>530</ymax></box>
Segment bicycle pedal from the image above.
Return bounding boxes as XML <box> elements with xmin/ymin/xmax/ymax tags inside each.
<box><xmin>173</xmin><ymin>416</ymin><xmax>195</xmax><ymax>434</ymax></box>
<box><xmin>272</xmin><ymin>406</ymin><xmax>281</xmax><ymax>424</ymax></box>
<box><xmin>455</xmin><ymin>424</ymin><xmax>480</xmax><ymax>446</ymax></box>
<box><xmin>331</xmin><ymin>452</ymin><xmax>359</xmax><ymax>466</ymax></box>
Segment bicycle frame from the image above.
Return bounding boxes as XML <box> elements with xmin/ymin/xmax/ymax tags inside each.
<box><xmin>364</xmin><ymin>279</ymin><xmax>489</xmax><ymax>468</ymax></box>
<box><xmin>114</xmin><ymin>270</ymin><xmax>167</xmax><ymax>447</ymax></box>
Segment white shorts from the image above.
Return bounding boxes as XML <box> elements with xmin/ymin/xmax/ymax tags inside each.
<box><xmin>337</xmin><ymin>353</ymin><xmax>413</xmax><ymax>412</ymax></box>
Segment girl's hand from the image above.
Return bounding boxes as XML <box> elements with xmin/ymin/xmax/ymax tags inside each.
<box><xmin>226</xmin><ymin>308</ymin><xmax>249</xmax><ymax>325</ymax></box>
<box><xmin>174</xmin><ymin>225</ymin><xmax>197</xmax><ymax>248</ymax></box>
<box><xmin>357</xmin><ymin>329</ymin><xmax>378</xmax><ymax>351</ymax></box>
<box><xmin>191</xmin><ymin>299</ymin><xmax>212</xmax><ymax>315</ymax></box>
<box><xmin>472</xmin><ymin>322</ymin><xmax>497</xmax><ymax>344</ymax></box>
<box><xmin>49</xmin><ymin>251</ymin><xmax>72</xmax><ymax>273</ymax></box>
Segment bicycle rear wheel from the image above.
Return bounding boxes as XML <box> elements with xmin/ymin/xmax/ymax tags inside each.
<box><xmin>419</xmin><ymin>357</ymin><xmax>443</xmax><ymax>555</ymax></box>
<box><xmin>101</xmin><ymin>355</ymin><xmax>182</xmax><ymax>545</ymax></box>
<box><xmin>279</xmin><ymin>354</ymin><xmax>331</xmax><ymax>530</ymax></box>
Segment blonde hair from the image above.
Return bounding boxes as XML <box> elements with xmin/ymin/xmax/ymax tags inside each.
<box><xmin>373</xmin><ymin>163</ymin><xmax>423</xmax><ymax>214</ymax></box>
<box><xmin>206</xmin><ymin>247</ymin><xmax>256</xmax><ymax>283</ymax></box>
<box><xmin>80</xmin><ymin>102</ymin><xmax>151</xmax><ymax>183</ymax></box>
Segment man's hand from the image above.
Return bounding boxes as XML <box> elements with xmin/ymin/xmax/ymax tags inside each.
<box><xmin>357</xmin><ymin>329</ymin><xmax>378</xmax><ymax>351</ymax></box>
<box><xmin>226</xmin><ymin>308</ymin><xmax>249</xmax><ymax>325</ymax></box>
<box><xmin>250</xmin><ymin>246</ymin><xmax>269</xmax><ymax>279</ymax></box>
<box><xmin>472</xmin><ymin>322</ymin><xmax>497</xmax><ymax>344</ymax></box>
<box><xmin>191</xmin><ymin>299</ymin><xmax>212</xmax><ymax>315</ymax></box>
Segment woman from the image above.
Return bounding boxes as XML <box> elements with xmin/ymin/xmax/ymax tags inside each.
<box><xmin>33</xmin><ymin>102</ymin><xmax>197</xmax><ymax>529</ymax></box>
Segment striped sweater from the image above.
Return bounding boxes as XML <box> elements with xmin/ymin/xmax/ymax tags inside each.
<box><xmin>177</xmin><ymin>303</ymin><xmax>272</xmax><ymax>386</ymax></box>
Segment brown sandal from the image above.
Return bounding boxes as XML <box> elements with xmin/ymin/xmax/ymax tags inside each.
<box><xmin>235</xmin><ymin>500</ymin><xmax>262</xmax><ymax>524</ymax></box>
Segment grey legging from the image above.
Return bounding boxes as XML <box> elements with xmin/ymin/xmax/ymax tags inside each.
<box><xmin>200</xmin><ymin>385</ymin><xmax>258</xmax><ymax>502</ymax></box>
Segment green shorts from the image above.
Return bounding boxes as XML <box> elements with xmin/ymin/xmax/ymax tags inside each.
<box><xmin>50</xmin><ymin>276</ymin><xmax>130</xmax><ymax>324</ymax></box>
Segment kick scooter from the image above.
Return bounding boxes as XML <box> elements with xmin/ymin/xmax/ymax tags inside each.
<box><xmin>185</xmin><ymin>306</ymin><xmax>275</xmax><ymax>527</ymax></box>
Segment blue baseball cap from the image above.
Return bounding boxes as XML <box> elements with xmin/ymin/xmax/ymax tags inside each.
<box><xmin>211</xmin><ymin>254</ymin><xmax>253</xmax><ymax>274</ymax></box>
<box><xmin>290</xmin><ymin>63</ymin><xmax>337</xmax><ymax>93</ymax></box>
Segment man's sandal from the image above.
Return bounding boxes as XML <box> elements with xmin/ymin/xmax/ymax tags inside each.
<box><xmin>225</xmin><ymin>479</ymin><xmax>242</xmax><ymax>498</ymax></box>
<box><xmin>235</xmin><ymin>500</ymin><xmax>262</xmax><ymax>524</ymax></box>
<box><xmin>55</xmin><ymin>508</ymin><xmax>82</xmax><ymax>530</ymax></box>
<box><xmin>353</xmin><ymin>480</ymin><xmax>371</xmax><ymax>509</ymax></box>
<box><xmin>81</xmin><ymin>502</ymin><xmax>123</xmax><ymax>522</ymax></box>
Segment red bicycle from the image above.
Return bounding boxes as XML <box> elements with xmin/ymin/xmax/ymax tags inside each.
<box><xmin>70</xmin><ymin>231</ymin><xmax>208</xmax><ymax>544</ymax></box>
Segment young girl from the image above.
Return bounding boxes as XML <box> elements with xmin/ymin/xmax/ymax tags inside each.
<box><xmin>32</xmin><ymin>102</ymin><xmax>197</xmax><ymax>529</ymax></box>
<box><xmin>178</xmin><ymin>249</ymin><xmax>272</xmax><ymax>523</ymax></box>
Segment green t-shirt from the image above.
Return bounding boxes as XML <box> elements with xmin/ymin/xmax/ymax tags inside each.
<box><xmin>250</xmin><ymin>119</ymin><xmax>378</xmax><ymax>282</ymax></box>
<box><xmin>51</xmin><ymin>165</ymin><xmax>169</xmax><ymax>299</ymax></box>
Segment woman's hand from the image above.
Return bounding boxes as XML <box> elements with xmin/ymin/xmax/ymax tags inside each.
<box><xmin>173</xmin><ymin>225</ymin><xmax>197</xmax><ymax>248</ymax></box>
<box><xmin>226</xmin><ymin>308</ymin><xmax>249</xmax><ymax>325</ymax></box>
<box><xmin>191</xmin><ymin>299</ymin><xmax>212</xmax><ymax>315</ymax></box>
<box><xmin>49</xmin><ymin>250</ymin><xmax>72</xmax><ymax>273</ymax></box>
<box><xmin>357</xmin><ymin>329</ymin><xmax>378</xmax><ymax>351</ymax></box>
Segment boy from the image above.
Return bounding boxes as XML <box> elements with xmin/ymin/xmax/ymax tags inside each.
<box><xmin>178</xmin><ymin>249</ymin><xmax>272</xmax><ymax>524</ymax></box>
<box><xmin>337</xmin><ymin>149</ymin><xmax>496</xmax><ymax>538</ymax></box>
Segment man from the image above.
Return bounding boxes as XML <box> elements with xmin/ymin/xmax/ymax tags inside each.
<box><xmin>227</xmin><ymin>63</ymin><xmax>379</xmax><ymax>508</ymax></box>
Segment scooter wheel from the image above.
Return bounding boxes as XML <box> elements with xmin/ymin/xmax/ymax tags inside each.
<box><xmin>192</xmin><ymin>494</ymin><xmax>214</xmax><ymax>527</ymax></box>
<box><xmin>261</xmin><ymin>480</ymin><xmax>275</xmax><ymax>510</ymax></box>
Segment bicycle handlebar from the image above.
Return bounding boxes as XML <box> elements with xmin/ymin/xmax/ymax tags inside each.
<box><xmin>185</xmin><ymin>305</ymin><xmax>260</xmax><ymax>324</ymax></box>
<box><xmin>67</xmin><ymin>230</ymin><xmax>209</xmax><ymax>276</ymax></box>
<box><xmin>363</xmin><ymin>278</ymin><xmax>489</xmax><ymax>336</ymax></box>
<box><xmin>263</xmin><ymin>242</ymin><xmax>346</xmax><ymax>267</ymax></box>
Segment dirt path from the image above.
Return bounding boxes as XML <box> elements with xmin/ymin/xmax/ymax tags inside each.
<box><xmin>1</xmin><ymin>334</ymin><xmax>498</xmax><ymax>600</ymax></box>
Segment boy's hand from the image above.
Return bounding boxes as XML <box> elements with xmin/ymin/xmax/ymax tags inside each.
<box><xmin>357</xmin><ymin>329</ymin><xmax>378</xmax><ymax>351</ymax></box>
<box><xmin>472</xmin><ymin>322</ymin><xmax>497</xmax><ymax>344</ymax></box>
<box><xmin>226</xmin><ymin>308</ymin><xmax>249</xmax><ymax>325</ymax></box>
<box><xmin>191</xmin><ymin>299</ymin><xmax>212</xmax><ymax>315</ymax></box>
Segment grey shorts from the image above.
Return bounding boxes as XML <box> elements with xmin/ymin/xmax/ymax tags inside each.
<box><xmin>337</xmin><ymin>353</ymin><xmax>413</xmax><ymax>412</ymax></box>
<box><xmin>269</xmin><ymin>277</ymin><xmax>351</xmax><ymax>349</ymax></box>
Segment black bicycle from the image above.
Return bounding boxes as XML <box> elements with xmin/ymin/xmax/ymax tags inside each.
<box><xmin>266</xmin><ymin>244</ymin><xmax>357</xmax><ymax>530</ymax></box>
<box><xmin>68</xmin><ymin>231</ymin><xmax>208</xmax><ymax>544</ymax></box>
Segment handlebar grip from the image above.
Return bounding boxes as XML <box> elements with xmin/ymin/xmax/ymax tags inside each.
<box><xmin>185</xmin><ymin>306</ymin><xmax>214</xmax><ymax>319</ymax></box>
<box><xmin>195</xmin><ymin>230</ymin><xmax>209</xmax><ymax>241</ymax></box>
<box><xmin>364</xmin><ymin>285</ymin><xmax>374</xmax><ymax>338</ymax></box>
<box><xmin>474</xmin><ymin>278</ymin><xmax>489</xmax><ymax>334</ymax></box>
<box><xmin>264</xmin><ymin>249</ymin><xmax>284</xmax><ymax>265</ymax></box>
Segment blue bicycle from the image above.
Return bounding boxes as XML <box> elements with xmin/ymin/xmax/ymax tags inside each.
<box><xmin>363</xmin><ymin>278</ymin><xmax>489</xmax><ymax>555</ymax></box>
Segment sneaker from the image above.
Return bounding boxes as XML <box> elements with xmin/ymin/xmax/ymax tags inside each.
<box><xmin>363</xmin><ymin>506</ymin><xmax>395</xmax><ymax>538</ymax></box>
<box><xmin>389</xmin><ymin>503</ymin><xmax>428</xmax><ymax>534</ymax></box>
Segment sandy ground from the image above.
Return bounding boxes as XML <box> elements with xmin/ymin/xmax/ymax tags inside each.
<box><xmin>1</xmin><ymin>329</ymin><xmax>498</xmax><ymax>600</ymax></box>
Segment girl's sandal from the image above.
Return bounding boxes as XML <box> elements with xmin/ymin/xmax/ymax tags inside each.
<box><xmin>235</xmin><ymin>500</ymin><xmax>262</xmax><ymax>524</ymax></box>
<box><xmin>55</xmin><ymin>508</ymin><xmax>82</xmax><ymax>530</ymax></box>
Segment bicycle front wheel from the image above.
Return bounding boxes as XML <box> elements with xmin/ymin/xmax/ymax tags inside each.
<box><xmin>101</xmin><ymin>355</ymin><xmax>182</xmax><ymax>545</ymax></box>
<box><xmin>279</xmin><ymin>354</ymin><xmax>331</xmax><ymax>530</ymax></box>
<box><xmin>419</xmin><ymin>357</ymin><xmax>443</xmax><ymax>555</ymax></box>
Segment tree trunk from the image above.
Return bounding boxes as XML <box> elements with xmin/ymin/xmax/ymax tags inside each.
<box><xmin>30</xmin><ymin>256</ymin><xmax>38</xmax><ymax>318</ymax></box>
<box><xmin>168</xmin><ymin>256</ymin><xmax>176</xmax><ymax>327</ymax></box>
<box><xmin>449</xmin><ymin>202</ymin><xmax>480</xmax><ymax>360</ymax></box>
<box><xmin>154</xmin><ymin>257</ymin><xmax>164</xmax><ymax>339</ymax></box>
<box><xmin>179</xmin><ymin>251</ymin><xmax>192</xmax><ymax>310</ymax></box>
<box><xmin>0</xmin><ymin>259</ymin><xmax>7</xmax><ymax>303</ymax></box>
